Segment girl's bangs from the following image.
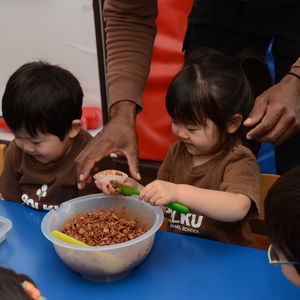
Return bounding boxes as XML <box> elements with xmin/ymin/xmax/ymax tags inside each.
<box><xmin>167</xmin><ymin>77</ymin><xmax>208</xmax><ymax>126</ymax></box>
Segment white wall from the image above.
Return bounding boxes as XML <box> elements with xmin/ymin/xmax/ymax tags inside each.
<box><xmin>0</xmin><ymin>0</ymin><xmax>101</xmax><ymax>115</ymax></box>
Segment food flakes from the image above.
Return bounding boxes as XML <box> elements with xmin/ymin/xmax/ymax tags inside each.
<box><xmin>60</xmin><ymin>208</ymin><xmax>148</xmax><ymax>246</ymax></box>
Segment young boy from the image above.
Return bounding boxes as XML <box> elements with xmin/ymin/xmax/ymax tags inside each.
<box><xmin>0</xmin><ymin>61</ymin><xmax>114</xmax><ymax>210</ymax></box>
<box><xmin>265</xmin><ymin>165</ymin><xmax>300</xmax><ymax>288</ymax></box>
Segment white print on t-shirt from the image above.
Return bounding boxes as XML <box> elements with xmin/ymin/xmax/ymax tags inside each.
<box><xmin>166</xmin><ymin>207</ymin><xmax>203</xmax><ymax>234</ymax></box>
<box><xmin>21</xmin><ymin>184</ymin><xmax>59</xmax><ymax>210</ymax></box>
<box><xmin>36</xmin><ymin>184</ymin><xmax>48</xmax><ymax>200</ymax></box>
<box><xmin>169</xmin><ymin>223</ymin><xmax>200</xmax><ymax>234</ymax></box>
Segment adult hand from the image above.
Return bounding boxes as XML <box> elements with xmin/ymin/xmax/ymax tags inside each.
<box><xmin>76</xmin><ymin>101</ymin><xmax>140</xmax><ymax>189</ymax></box>
<box><xmin>244</xmin><ymin>74</ymin><xmax>300</xmax><ymax>146</ymax></box>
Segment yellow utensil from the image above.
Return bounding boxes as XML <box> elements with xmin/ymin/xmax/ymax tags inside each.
<box><xmin>52</xmin><ymin>230</ymin><xmax>123</xmax><ymax>268</ymax></box>
<box><xmin>52</xmin><ymin>230</ymin><xmax>92</xmax><ymax>247</ymax></box>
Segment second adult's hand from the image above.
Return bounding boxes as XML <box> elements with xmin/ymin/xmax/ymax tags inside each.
<box><xmin>244</xmin><ymin>74</ymin><xmax>300</xmax><ymax>146</ymax></box>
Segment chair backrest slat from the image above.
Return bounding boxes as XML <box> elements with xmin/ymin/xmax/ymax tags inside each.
<box><xmin>0</xmin><ymin>144</ymin><xmax>8</xmax><ymax>175</ymax></box>
<box><xmin>255</xmin><ymin>173</ymin><xmax>281</xmax><ymax>221</ymax></box>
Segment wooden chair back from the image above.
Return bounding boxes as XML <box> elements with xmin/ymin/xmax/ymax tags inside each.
<box><xmin>250</xmin><ymin>173</ymin><xmax>280</xmax><ymax>249</ymax></box>
<box><xmin>255</xmin><ymin>173</ymin><xmax>281</xmax><ymax>221</ymax></box>
<box><xmin>0</xmin><ymin>144</ymin><xmax>8</xmax><ymax>175</ymax></box>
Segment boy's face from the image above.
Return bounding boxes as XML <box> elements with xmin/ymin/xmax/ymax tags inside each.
<box><xmin>13</xmin><ymin>128</ymin><xmax>72</xmax><ymax>164</ymax></box>
<box><xmin>270</xmin><ymin>248</ymin><xmax>300</xmax><ymax>287</ymax></box>
<box><xmin>278</xmin><ymin>251</ymin><xmax>300</xmax><ymax>288</ymax></box>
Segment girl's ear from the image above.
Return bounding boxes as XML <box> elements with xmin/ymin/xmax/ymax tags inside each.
<box><xmin>68</xmin><ymin>119</ymin><xmax>82</xmax><ymax>138</ymax></box>
<box><xmin>227</xmin><ymin>114</ymin><xmax>243</xmax><ymax>134</ymax></box>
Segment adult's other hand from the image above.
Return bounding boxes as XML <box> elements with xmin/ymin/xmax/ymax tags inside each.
<box><xmin>244</xmin><ymin>74</ymin><xmax>300</xmax><ymax>146</ymax></box>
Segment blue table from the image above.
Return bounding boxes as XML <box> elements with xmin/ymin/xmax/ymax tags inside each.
<box><xmin>1</xmin><ymin>200</ymin><xmax>299</xmax><ymax>300</ymax></box>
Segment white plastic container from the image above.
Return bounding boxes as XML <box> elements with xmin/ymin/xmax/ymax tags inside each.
<box><xmin>41</xmin><ymin>193</ymin><xmax>164</xmax><ymax>282</ymax></box>
<box><xmin>0</xmin><ymin>216</ymin><xmax>12</xmax><ymax>243</ymax></box>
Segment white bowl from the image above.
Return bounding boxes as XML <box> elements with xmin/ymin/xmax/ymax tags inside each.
<box><xmin>41</xmin><ymin>194</ymin><xmax>164</xmax><ymax>282</ymax></box>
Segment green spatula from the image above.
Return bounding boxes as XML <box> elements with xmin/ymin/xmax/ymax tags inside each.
<box><xmin>110</xmin><ymin>180</ymin><xmax>190</xmax><ymax>214</ymax></box>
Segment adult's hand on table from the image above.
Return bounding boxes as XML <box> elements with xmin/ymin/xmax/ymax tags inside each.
<box><xmin>76</xmin><ymin>101</ymin><xmax>140</xmax><ymax>189</ymax></box>
<box><xmin>244</xmin><ymin>74</ymin><xmax>300</xmax><ymax>146</ymax></box>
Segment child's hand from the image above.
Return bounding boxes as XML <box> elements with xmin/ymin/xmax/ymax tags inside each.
<box><xmin>95</xmin><ymin>177</ymin><xmax>143</xmax><ymax>195</ymax></box>
<box><xmin>95</xmin><ymin>180</ymin><xmax>117</xmax><ymax>195</ymax></box>
<box><xmin>122</xmin><ymin>177</ymin><xmax>143</xmax><ymax>190</ymax></box>
<box><xmin>139</xmin><ymin>180</ymin><xmax>178</xmax><ymax>206</ymax></box>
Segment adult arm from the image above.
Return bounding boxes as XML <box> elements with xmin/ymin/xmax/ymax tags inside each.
<box><xmin>76</xmin><ymin>0</ymin><xmax>158</xmax><ymax>189</ymax></box>
<box><xmin>244</xmin><ymin>57</ymin><xmax>300</xmax><ymax>145</ymax></box>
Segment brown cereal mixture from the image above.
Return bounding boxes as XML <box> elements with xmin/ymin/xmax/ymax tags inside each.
<box><xmin>60</xmin><ymin>208</ymin><xmax>148</xmax><ymax>246</ymax></box>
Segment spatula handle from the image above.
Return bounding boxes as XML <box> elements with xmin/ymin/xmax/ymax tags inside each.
<box><xmin>165</xmin><ymin>203</ymin><xmax>189</xmax><ymax>214</ymax></box>
<box><xmin>111</xmin><ymin>181</ymin><xmax>189</xmax><ymax>214</ymax></box>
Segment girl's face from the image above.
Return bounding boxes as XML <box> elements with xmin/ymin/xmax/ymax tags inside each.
<box><xmin>171</xmin><ymin>119</ymin><xmax>220</xmax><ymax>158</ymax></box>
<box><xmin>13</xmin><ymin>128</ymin><xmax>72</xmax><ymax>164</ymax></box>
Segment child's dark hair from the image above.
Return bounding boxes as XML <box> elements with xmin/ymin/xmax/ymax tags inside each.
<box><xmin>166</xmin><ymin>47</ymin><xmax>273</xmax><ymax>156</ymax></box>
<box><xmin>2</xmin><ymin>61</ymin><xmax>83</xmax><ymax>141</ymax></box>
<box><xmin>0</xmin><ymin>266</ymin><xmax>36</xmax><ymax>299</ymax></box>
<box><xmin>264</xmin><ymin>166</ymin><xmax>300</xmax><ymax>275</ymax></box>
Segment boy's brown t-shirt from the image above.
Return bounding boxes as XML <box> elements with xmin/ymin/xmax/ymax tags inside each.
<box><xmin>0</xmin><ymin>129</ymin><xmax>115</xmax><ymax>210</ymax></box>
<box><xmin>157</xmin><ymin>140</ymin><xmax>260</xmax><ymax>247</ymax></box>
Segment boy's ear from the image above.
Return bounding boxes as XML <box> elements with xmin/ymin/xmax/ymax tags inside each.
<box><xmin>227</xmin><ymin>114</ymin><xmax>243</xmax><ymax>134</ymax></box>
<box><xmin>68</xmin><ymin>119</ymin><xmax>82</xmax><ymax>138</ymax></box>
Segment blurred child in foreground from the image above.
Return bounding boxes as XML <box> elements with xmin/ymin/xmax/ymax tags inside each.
<box><xmin>0</xmin><ymin>61</ymin><xmax>114</xmax><ymax>210</ymax></box>
<box><xmin>265</xmin><ymin>166</ymin><xmax>300</xmax><ymax>288</ymax></box>
<box><xmin>0</xmin><ymin>266</ymin><xmax>45</xmax><ymax>300</ymax></box>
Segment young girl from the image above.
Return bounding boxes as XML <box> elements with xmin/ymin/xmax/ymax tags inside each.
<box><xmin>97</xmin><ymin>47</ymin><xmax>273</xmax><ymax>247</ymax></box>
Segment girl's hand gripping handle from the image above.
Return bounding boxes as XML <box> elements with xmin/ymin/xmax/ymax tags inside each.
<box><xmin>111</xmin><ymin>181</ymin><xmax>190</xmax><ymax>214</ymax></box>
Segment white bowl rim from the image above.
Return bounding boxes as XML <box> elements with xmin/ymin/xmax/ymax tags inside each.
<box><xmin>41</xmin><ymin>193</ymin><xmax>164</xmax><ymax>251</ymax></box>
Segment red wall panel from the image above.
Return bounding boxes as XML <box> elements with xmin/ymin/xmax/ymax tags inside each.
<box><xmin>136</xmin><ymin>0</ymin><xmax>193</xmax><ymax>161</ymax></box>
